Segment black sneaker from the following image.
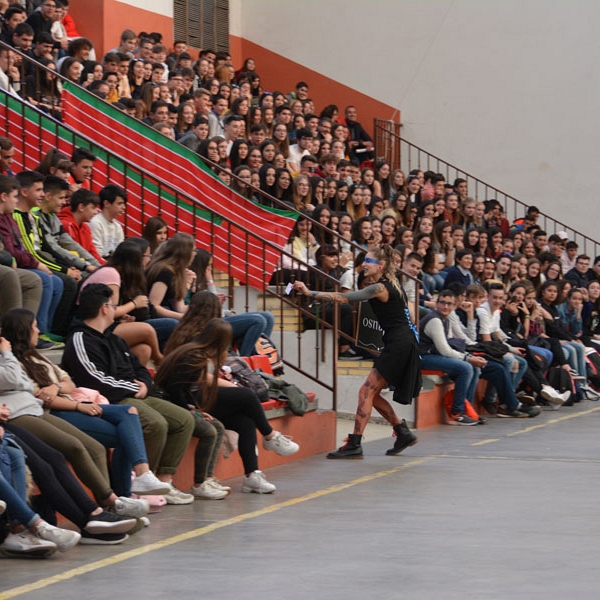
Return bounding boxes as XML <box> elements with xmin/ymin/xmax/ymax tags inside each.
<box><xmin>84</xmin><ymin>510</ymin><xmax>137</xmax><ymax>534</ymax></box>
<box><xmin>79</xmin><ymin>531</ymin><xmax>129</xmax><ymax>545</ymax></box>
<box><xmin>338</xmin><ymin>349</ymin><xmax>362</xmax><ymax>361</ymax></box>
<box><xmin>497</xmin><ymin>406</ymin><xmax>529</xmax><ymax>418</ymax></box>
<box><xmin>517</xmin><ymin>403</ymin><xmax>541</xmax><ymax>418</ymax></box>
<box><xmin>448</xmin><ymin>413</ymin><xmax>479</xmax><ymax>426</ymax></box>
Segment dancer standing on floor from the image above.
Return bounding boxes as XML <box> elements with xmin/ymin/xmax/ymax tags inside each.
<box><xmin>294</xmin><ymin>244</ymin><xmax>422</xmax><ymax>458</ymax></box>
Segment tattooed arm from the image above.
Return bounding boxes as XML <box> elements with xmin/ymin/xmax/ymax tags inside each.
<box><xmin>293</xmin><ymin>281</ymin><xmax>388</xmax><ymax>304</ymax></box>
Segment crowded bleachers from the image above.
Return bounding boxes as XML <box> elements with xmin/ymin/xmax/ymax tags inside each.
<box><xmin>2</xmin><ymin>0</ymin><xmax>600</xmax><ymax>559</ymax></box>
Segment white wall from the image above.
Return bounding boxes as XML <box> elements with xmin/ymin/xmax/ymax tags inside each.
<box><xmin>116</xmin><ymin>0</ymin><xmax>172</xmax><ymax>17</ymax></box>
<box><xmin>233</xmin><ymin>0</ymin><xmax>600</xmax><ymax>240</ymax></box>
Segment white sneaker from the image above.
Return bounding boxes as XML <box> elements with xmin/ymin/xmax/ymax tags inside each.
<box><xmin>540</xmin><ymin>384</ymin><xmax>565</xmax><ymax>409</ymax></box>
<box><xmin>242</xmin><ymin>470</ymin><xmax>276</xmax><ymax>494</ymax></box>
<box><xmin>0</xmin><ymin>500</ymin><xmax>6</xmax><ymax>515</ymax></box>
<box><xmin>263</xmin><ymin>431</ymin><xmax>300</xmax><ymax>456</ymax></box>
<box><xmin>113</xmin><ymin>496</ymin><xmax>149</xmax><ymax>518</ymax></box>
<box><xmin>131</xmin><ymin>471</ymin><xmax>171</xmax><ymax>495</ymax></box>
<box><xmin>191</xmin><ymin>481</ymin><xmax>228</xmax><ymax>500</ymax></box>
<box><xmin>0</xmin><ymin>530</ymin><xmax>57</xmax><ymax>558</ymax></box>
<box><xmin>164</xmin><ymin>483</ymin><xmax>194</xmax><ymax>505</ymax></box>
<box><xmin>205</xmin><ymin>477</ymin><xmax>231</xmax><ymax>494</ymax></box>
<box><xmin>36</xmin><ymin>522</ymin><xmax>81</xmax><ymax>552</ymax></box>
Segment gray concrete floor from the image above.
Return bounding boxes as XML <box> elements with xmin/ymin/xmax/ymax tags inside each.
<box><xmin>2</xmin><ymin>401</ymin><xmax>600</xmax><ymax>600</ymax></box>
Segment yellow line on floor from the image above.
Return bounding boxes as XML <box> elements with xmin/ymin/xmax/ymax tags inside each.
<box><xmin>470</xmin><ymin>438</ymin><xmax>501</xmax><ymax>446</ymax></box>
<box><xmin>0</xmin><ymin>456</ymin><xmax>435</xmax><ymax>600</ymax></box>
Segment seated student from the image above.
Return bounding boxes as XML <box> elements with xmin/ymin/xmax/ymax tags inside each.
<box><xmin>1</xmin><ymin>307</ymin><xmax>170</xmax><ymax>499</ymax></box>
<box><xmin>58</xmin><ymin>188</ymin><xmax>105</xmax><ymax>265</ymax></box>
<box><xmin>4</xmin><ymin>421</ymin><xmax>135</xmax><ymax>546</ymax></box>
<box><xmin>401</xmin><ymin>251</ymin><xmax>436</xmax><ymax>318</ymax></box>
<box><xmin>33</xmin><ymin>175</ymin><xmax>101</xmax><ymax>274</ymax></box>
<box><xmin>0</xmin><ymin>174</ymin><xmax>64</xmax><ymax>349</ymax></box>
<box><xmin>12</xmin><ymin>171</ymin><xmax>80</xmax><ymax>341</ymax></box>
<box><xmin>89</xmin><ymin>184</ymin><xmax>126</xmax><ymax>259</ymax></box>
<box><xmin>0</xmin><ymin>333</ymin><xmax>149</xmax><ymax>518</ymax></box>
<box><xmin>156</xmin><ymin>318</ymin><xmax>299</xmax><ymax>495</ymax></box>
<box><xmin>142</xmin><ymin>215</ymin><xmax>169</xmax><ymax>254</ymax></box>
<box><xmin>67</xmin><ymin>147</ymin><xmax>96</xmax><ymax>192</ymax></box>
<box><xmin>419</xmin><ymin>291</ymin><xmax>487</xmax><ymax>425</ymax></box>
<box><xmin>477</xmin><ymin>282</ymin><xmax>529</xmax><ymax>391</ymax></box>
<box><xmin>443</xmin><ymin>248</ymin><xmax>475</xmax><ymax>288</ymax></box>
<box><xmin>0</xmin><ymin>423</ymin><xmax>81</xmax><ymax>557</ymax></box>
<box><xmin>62</xmin><ymin>283</ymin><xmax>195</xmax><ymax>505</ymax></box>
<box><xmin>146</xmin><ymin>232</ymin><xmax>196</xmax><ymax>320</ymax></box>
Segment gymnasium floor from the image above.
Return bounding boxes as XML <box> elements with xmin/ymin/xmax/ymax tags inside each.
<box><xmin>2</xmin><ymin>403</ymin><xmax>600</xmax><ymax>600</ymax></box>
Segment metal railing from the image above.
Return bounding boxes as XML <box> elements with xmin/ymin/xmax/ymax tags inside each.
<box><xmin>374</xmin><ymin>118</ymin><xmax>599</xmax><ymax>258</ymax></box>
<box><xmin>0</xmin><ymin>43</ymin><xmax>422</xmax><ymax>411</ymax></box>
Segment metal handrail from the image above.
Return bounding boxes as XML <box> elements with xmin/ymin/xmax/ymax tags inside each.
<box><xmin>374</xmin><ymin>118</ymin><xmax>599</xmax><ymax>258</ymax></box>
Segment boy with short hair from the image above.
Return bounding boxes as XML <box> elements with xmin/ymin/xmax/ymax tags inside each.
<box><xmin>34</xmin><ymin>175</ymin><xmax>100</xmax><ymax>275</ymax></box>
<box><xmin>59</xmin><ymin>188</ymin><xmax>104</xmax><ymax>265</ymax></box>
<box><xmin>68</xmin><ymin>147</ymin><xmax>96</xmax><ymax>192</ymax></box>
<box><xmin>89</xmin><ymin>184</ymin><xmax>126</xmax><ymax>259</ymax></box>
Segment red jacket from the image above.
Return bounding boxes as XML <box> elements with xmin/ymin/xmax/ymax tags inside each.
<box><xmin>0</xmin><ymin>213</ymin><xmax>38</xmax><ymax>269</ymax></box>
<box><xmin>58</xmin><ymin>209</ymin><xmax>105</xmax><ymax>265</ymax></box>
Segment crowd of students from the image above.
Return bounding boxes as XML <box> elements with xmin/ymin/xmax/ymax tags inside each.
<box><xmin>1</xmin><ymin>4</ymin><xmax>600</xmax><ymax>557</ymax></box>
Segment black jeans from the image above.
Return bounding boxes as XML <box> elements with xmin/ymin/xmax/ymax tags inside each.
<box><xmin>208</xmin><ymin>387</ymin><xmax>273</xmax><ymax>475</ymax></box>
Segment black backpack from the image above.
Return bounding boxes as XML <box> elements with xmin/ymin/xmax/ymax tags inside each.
<box><xmin>546</xmin><ymin>366</ymin><xmax>576</xmax><ymax>404</ymax></box>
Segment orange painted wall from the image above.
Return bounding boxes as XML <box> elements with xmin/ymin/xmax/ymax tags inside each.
<box><xmin>69</xmin><ymin>0</ymin><xmax>173</xmax><ymax>58</ymax></box>
<box><xmin>230</xmin><ymin>35</ymin><xmax>400</xmax><ymax>137</ymax></box>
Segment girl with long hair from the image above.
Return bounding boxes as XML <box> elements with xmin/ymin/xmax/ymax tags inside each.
<box><xmin>142</xmin><ymin>216</ymin><xmax>168</xmax><ymax>254</ymax></box>
<box><xmin>291</xmin><ymin>174</ymin><xmax>314</xmax><ymax>212</ymax></box>
<box><xmin>293</xmin><ymin>244</ymin><xmax>421</xmax><ymax>458</ymax></box>
<box><xmin>346</xmin><ymin>184</ymin><xmax>367</xmax><ymax>222</ymax></box>
<box><xmin>156</xmin><ymin>319</ymin><xmax>299</xmax><ymax>493</ymax></box>
<box><xmin>272</xmin><ymin>122</ymin><xmax>290</xmax><ymax>159</ymax></box>
<box><xmin>229</xmin><ymin>139</ymin><xmax>249</xmax><ymax>170</ymax></box>
<box><xmin>25</xmin><ymin>58</ymin><xmax>61</xmax><ymax>119</ymax></box>
<box><xmin>273</xmin><ymin>167</ymin><xmax>293</xmax><ymax>205</ymax></box>
<box><xmin>146</xmin><ymin>232</ymin><xmax>196</xmax><ymax>320</ymax></box>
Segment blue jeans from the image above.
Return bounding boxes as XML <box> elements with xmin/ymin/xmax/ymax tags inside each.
<box><xmin>0</xmin><ymin>445</ymin><xmax>39</xmax><ymax>528</ymax></box>
<box><xmin>51</xmin><ymin>404</ymin><xmax>149</xmax><ymax>497</ymax></box>
<box><xmin>502</xmin><ymin>353</ymin><xmax>528</xmax><ymax>389</ymax></box>
<box><xmin>530</xmin><ymin>345</ymin><xmax>553</xmax><ymax>366</ymax></box>
<box><xmin>226</xmin><ymin>311</ymin><xmax>275</xmax><ymax>356</ymax></box>
<box><xmin>421</xmin><ymin>354</ymin><xmax>479</xmax><ymax>415</ymax></box>
<box><xmin>30</xmin><ymin>269</ymin><xmax>63</xmax><ymax>334</ymax></box>
<box><xmin>147</xmin><ymin>317</ymin><xmax>179</xmax><ymax>350</ymax></box>
<box><xmin>481</xmin><ymin>360</ymin><xmax>520</xmax><ymax>410</ymax></box>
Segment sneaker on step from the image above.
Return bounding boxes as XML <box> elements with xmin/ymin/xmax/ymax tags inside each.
<box><xmin>448</xmin><ymin>413</ymin><xmax>479</xmax><ymax>426</ymax></box>
<box><xmin>80</xmin><ymin>531</ymin><xmax>129</xmax><ymax>545</ymax></box>
<box><xmin>338</xmin><ymin>349</ymin><xmax>362</xmax><ymax>360</ymax></box>
<box><xmin>192</xmin><ymin>480</ymin><xmax>228</xmax><ymax>500</ymax></box>
<box><xmin>36</xmin><ymin>522</ymin><xmax>81</xmax><ymax>552</ymax></box>
<box><xmin>0</xmin><ymin>530</ymin><xmax>57</xmax><ymax>558</ymax></box>
<box><xmin>131</xmin><ymin>471</ymin><xmax>171</xmax><ymax>495</ymax></box>
<box><xmin>113</xmin><ymin>496</ymin><xmax>149</xmax><ymax>518</ymax></box>
<box><xmin>205</xmin><ymin>477</ymin><xmax>231</xmax><ymax>494</ymax></box>
<box><xmin>242</xmin><ymin>470</ymin><xmax>276</xmax><ymax>494</ymax></box>
<box><xmin>263</xmin><ymin>431</ymin><xmax>299</xmax><ymax>456</ymax></box>
<box><xmin>84</xmin><ymin>510</ymin><xmax>136</xmax><ymax>534</ymax></box>
<box><xmin>164</xmin><ymin>483</ymin><xmax>194</xmax><ymax>505</ymax></box>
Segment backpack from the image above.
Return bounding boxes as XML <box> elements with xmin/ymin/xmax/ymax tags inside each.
<box><xmin>225</xmin><ymin>356</ymin><xmax>270</xmax><ymax>401</ymax></box>
<box><xmin>546</xmin><ymin>366</ymin><xmax>576</xmax><ymax>405</ymax></box>
<box><xmin>254</xmin><ymin>334</ymin><xmax>284</xmax><ymax>375</ymax></box>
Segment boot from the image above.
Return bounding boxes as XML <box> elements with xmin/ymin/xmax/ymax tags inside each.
<box><xmin>386</xmin><ymin>420</ymin><xmax>417</xmax><ymax>456</ymax></box>
<box><xmin>327</xmin><ymin>434</ymin><xmax>363</xmax><ymax>459</ymax></box>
